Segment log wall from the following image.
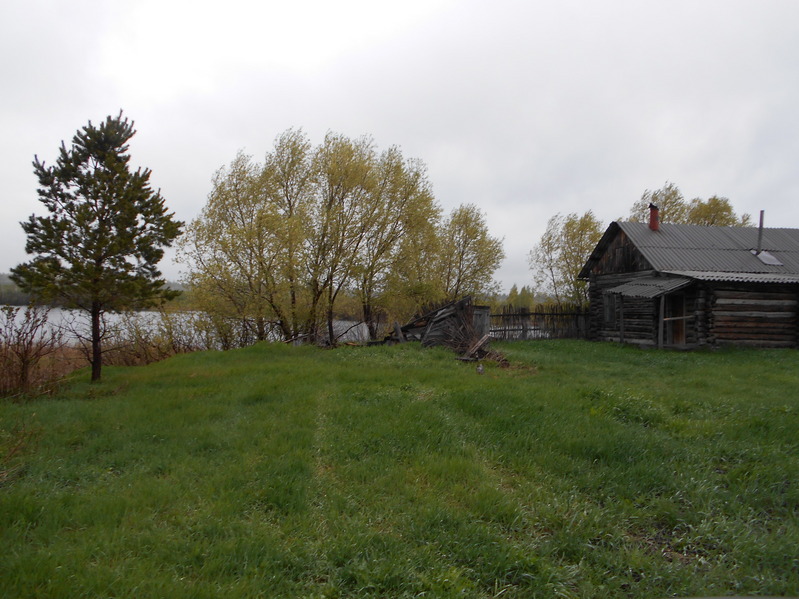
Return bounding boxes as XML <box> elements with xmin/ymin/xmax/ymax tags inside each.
<box><xmin>707</xmin><ymin>285</ymin><xmax>799</xmax><ymax>348</ymax></box>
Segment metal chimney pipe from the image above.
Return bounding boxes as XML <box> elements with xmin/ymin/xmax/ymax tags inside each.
<box><xmin>756</xmin><ymin>210</ymin><xmax>764</xmax><ymax>255</ymax></box>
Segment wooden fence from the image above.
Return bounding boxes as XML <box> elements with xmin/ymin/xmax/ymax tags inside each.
<box><xmin>489</xmin><ymin>305</ymin><xmax>589</xmax><ymax>340</ymax></box>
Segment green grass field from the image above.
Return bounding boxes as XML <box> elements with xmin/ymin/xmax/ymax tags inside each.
<box><xmin>2</xmin><ymin>340</ymin><xmax>798</xmax><ymax>598</ymax></box>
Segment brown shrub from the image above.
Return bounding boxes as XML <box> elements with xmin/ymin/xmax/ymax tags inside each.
<box><xmin>0</xmin><ymin>305</ymin><xmax>68</xmax><ymax>398</ymax></box>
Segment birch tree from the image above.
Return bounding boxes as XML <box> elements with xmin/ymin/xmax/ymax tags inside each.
<box><xmin>307</xmin><ymin>133</ymin><xmax>377</xmax><ymax>343</ymax></box>
<box><xmin>437</xmin><ymin>204</ymin><xmax>505</xmax><ymax>301</ymax></box>
<box><xmin>628</xmin><ymin>181</ymin><xmax>688</xmax><ymax>224</ymax></box>
<box><xmin>179</xmin><ymin>152</ymin><xmax>283</xmax><ymax>341</ymax></box>
<box><xmin>529</xmin><ymin>211</ymin><xmax>603</xmax><ymax>306</ymax></box>
<box><xmin>354</xmin><ymin>150</ymin><xmax>438</xmax><ymax>339</ymax></box>
<box><xmin>181</xmin><ymin>129</ymin><xmax>506</xmax><ymax>345</ymax></box>
<box><xmin>629</xmin><ymin>182</ymin><xmax>751</xmax><ymax>226</ymax></box>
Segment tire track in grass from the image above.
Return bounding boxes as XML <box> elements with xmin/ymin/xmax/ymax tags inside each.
<box><xmin>396</xmin><ymin>389</ymin><xmax>552</xmax><ymax>595</ymax></box>
<box><xmin>309</xmin><ymin>389</ymin><xmax>424</xmax><ymax>596</ymax></box>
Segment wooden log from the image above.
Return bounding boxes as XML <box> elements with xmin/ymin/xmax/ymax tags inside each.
<box><xmin>714</xmin><ymin>316</ymin><xmax>796</xmax><ymax>323</ymax></box>
<box><xmin>714</xmin><ymin>304</ymin><xmax>796</xmax><ymax>313</ymax></box>
<box><xmin>716</xmin><ymin>298</ymin><xmax>798</xmax><ymax>307</ymax></box>
<box><xmin>713</xmin><ymin>323</ymin><xmax>796</xmax><ymax>330</ymax></box>
<box><xmin>713</xmin><ymin>331</ymin><xmax>796</xmax><ymax>339</ymax></box>
<box><xmin>713</xmin><ymin>289</ymin><xmax>796</xmax><ymax>300</ymax></box>
<box><xmin>465</xmin><ymin>334</ymin><xmax>491</xmax><ymax>358</ymax></box>
<box><xmin>604</xmin><ymin>336</ymin><xmax>656</xmax><ymax>346</ymax></box>
<box><xmin>717</xmin><ymin>339</ymin><xmax>796</xmax><ymax>348</ymax></box>
<box><xmin>713</xmin><ymin>311</ymin><xmax>795</xmax><ymax>319</ymax></box>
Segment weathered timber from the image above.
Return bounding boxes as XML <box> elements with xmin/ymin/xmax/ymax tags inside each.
<box><xmin>465</xmin><ymin>334</ymin><xmax>491</xmax><ymax>358</ymax></box>
<box><xmin>489</xmin><ymin>305</ymin><xmax>588</xmax><ymax>340</ymax></box>
<box><xmin>715</xmin><ymin>298</ymin><xmax>798</xmax><ymax>307</ymax></box>
<box><xmin>713</xmin><ymin>311</ymin><xmax>795</xmax><ymax>319</ymax></box>
<box><xmin>713</xmin><ymin>328</ymin><xmax>796</xmax><ymax>337</ymax></box>
<box><xmin>384</xmin><ymin>297</ymin><xmax>492</xmax><ymax>357</ymax></box>
<box><xmin>716</xmin><ymin>339</ymin><xmax>796</xmax><ymax>348</ymax></box>
<box><xmin>713</xmin><ymin>289</ymin><xmax>797</xmax><ymax>300</ymax></box>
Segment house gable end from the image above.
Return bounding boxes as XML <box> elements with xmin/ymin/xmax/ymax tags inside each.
<box><xmin>579</xmin><ymin>223</ymin><xmax>652</xmax><ymax>278</ymax></box>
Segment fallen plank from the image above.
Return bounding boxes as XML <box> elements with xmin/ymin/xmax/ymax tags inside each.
<box><xmin>465</xmin><ymin>334</ymin><xmax>491</xmax><ymax>358</ymax></box>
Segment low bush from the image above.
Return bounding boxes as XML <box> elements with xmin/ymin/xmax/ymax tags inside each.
<box><xmin>0</xmin><ymin>305</ymin><xmax>67</xmax><ymax>398</ymax></box>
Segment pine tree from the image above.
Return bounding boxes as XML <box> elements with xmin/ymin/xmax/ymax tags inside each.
<box><xmin>11</xmin><ymin>112</ymin><xmax>183</xmax><ymax>381</ymax></box>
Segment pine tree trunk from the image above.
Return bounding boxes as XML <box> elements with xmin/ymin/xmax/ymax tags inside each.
<box><xmin>90</xmin><ymin>303</ymin><xmax>102</xmax><ymax>382</ymax></box>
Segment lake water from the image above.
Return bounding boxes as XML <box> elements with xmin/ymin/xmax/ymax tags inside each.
<box><xmin>1</xmin><ymin>306</ymin><xmax>163</xmax><ymax>342</ymax></box>
<box><xmin>1</xmin><ymin>306</ymin><xmax>369</xmax><ymax>344</ymax></box>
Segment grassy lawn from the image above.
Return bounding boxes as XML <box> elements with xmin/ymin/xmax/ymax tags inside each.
<box><xmin>1</xmin><ymin>340</ymin><xmax>798</xmax><ymax>598</ymax></box>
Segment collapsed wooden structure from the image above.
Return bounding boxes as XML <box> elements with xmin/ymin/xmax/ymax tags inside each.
<box><xmin>384</xmin><ymin>296</ymin><xmax>492</xmax><ymax>359</ymax></box>
<box><xmin>579</xmin><ymin>208</ymin><xmax>799</xmax><ymax>348</ymax></box>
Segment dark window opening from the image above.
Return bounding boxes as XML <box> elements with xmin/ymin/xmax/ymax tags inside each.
<box><xmin>665</xmin><ymin>293</ymin><xmax>686</xmax><ymax>345</ymax></box>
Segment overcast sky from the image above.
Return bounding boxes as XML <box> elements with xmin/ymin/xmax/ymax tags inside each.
<box><xmin>2</xmin><ymin>0</ymin><xmax>799</xmax><ymax>292</ymax></box>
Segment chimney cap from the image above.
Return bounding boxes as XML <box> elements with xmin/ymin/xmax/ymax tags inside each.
<box><xmin>649</xmin><ymin>203</ymin><xmax>659</xmax><ymax>210</ymax></box>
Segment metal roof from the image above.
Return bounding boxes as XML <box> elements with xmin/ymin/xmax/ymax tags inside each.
<box><xmin>579</xmin><ymin>221</ymin><xmax>799</xmax><ymax>280</ymax></box>
<box><xmin>618</xmin><ymin>221</ymin><xmax>799</xmax><ymax>274</ymax></box>
<box><xmin>604</xmin><ymin>276</ymin><xmax>692</xmax><ymax>298</ymax></box>
<box><xmin>663</xmin><ymin>270</ymin><xmax>799</xmax><ymax>284</ymax></box>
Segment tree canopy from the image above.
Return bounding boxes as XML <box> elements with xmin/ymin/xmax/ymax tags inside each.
<box><xmin>11</xmin><ymin>112</ymin><xmax>183</xmax><ymax>381</ymax></box>
<box><xmin>437</xmin><ymin>204</ymin><xmax>505</xmax><ymax>302</ymax></box>
<box><xmin>180</xmin><ymin>129</ymin><xmax>504</xmax><ymax>343</ymax></box>
<box><xmin>628</xmin><ymin>181</ymin><xmax>751</xmax><ymax>226</ymax></box>
<box><xmin>528</xmin><ymin>211</ymin><xmax>603</xmax><ymax>306</ymax></box>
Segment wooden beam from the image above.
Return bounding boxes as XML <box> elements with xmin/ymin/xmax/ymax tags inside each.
<box><xmin>465</xmin><ymin>334</ymin><xmax>491</xmax><ymax>358</ymax></box>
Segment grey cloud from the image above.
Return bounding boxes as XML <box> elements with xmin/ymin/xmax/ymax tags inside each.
<box><xmin>2</xmin><ymin>1</ymin><xmax>799</xmax><ymax>291</ymax></box>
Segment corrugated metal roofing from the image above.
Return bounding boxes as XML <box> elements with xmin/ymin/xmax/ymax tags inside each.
<box><xmin>663</xmin><ymin>270</ymin><xmax>799</xmax><ymax>284</ymax></box>
<box><xmin>604</xmin><ymin>276</ymin><xmax>692</xmax><ymax>298</ymax></box>
<box><xmin>617</xmin><ymin>222</ymin><xmax>799</xmax><ymax>275</ymax></box>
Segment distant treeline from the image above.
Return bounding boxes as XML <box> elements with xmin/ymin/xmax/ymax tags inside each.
<box><xmin>0</xmin><ymin>274</ymin><xmax>185</xmax><ymax>307</ymax></box>
<box><xmin>0</xmin><ymin>274</ymin><xmax>31</xmax><ymax>305</ymax></box>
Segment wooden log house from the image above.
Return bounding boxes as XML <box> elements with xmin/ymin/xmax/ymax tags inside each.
<box><xmin>578</xmin><ymin>206</ymin><xmax>799</xmax><ymax>348</ymax></box>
